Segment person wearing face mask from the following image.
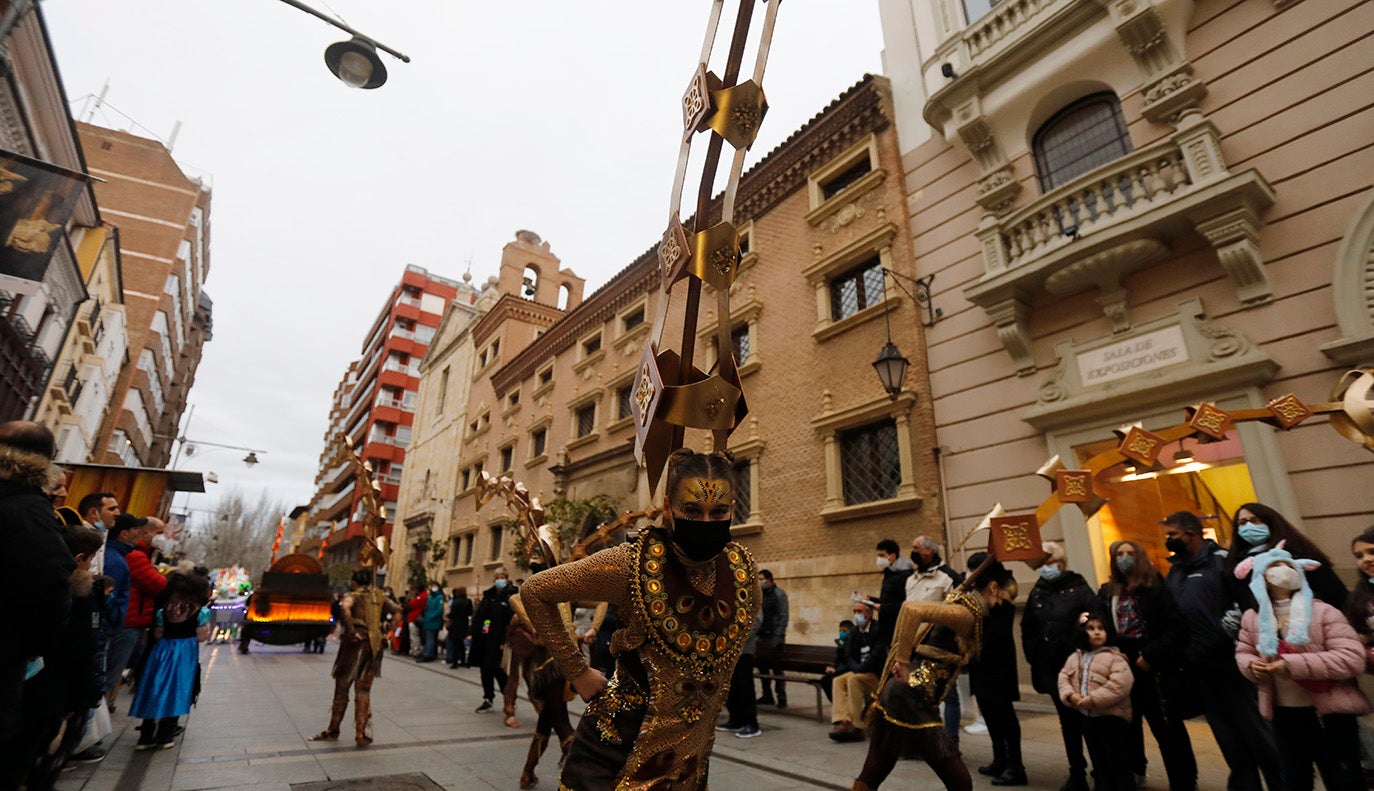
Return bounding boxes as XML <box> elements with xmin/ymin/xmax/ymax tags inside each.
<box><xmin>470</xmin><ymin>569</ymin><xmax>516</xmax><ymax>714</ymax></box>
<box><xmin>1162</xmin><ymin>510</ymin><xmax>1281</xmax><ymax>791</ymax></box>
<box><xmin>1019</xmin><ymin>541</ymin><xmax>1096</xmax><ymax>791</ymax></box>
<box><xmin>829</xmin><ymin>602</ymin><xmax>884</xmax><ymax>743</ymax></box>
<box><xmin>966</xmin><ymin>552</ymin><xmax>1025</xmax><ymax>786</ymax></box>
<box><xmin>754</xmin><ymin>569</ymin><xmax>789</xmax><ymax>708</ymax></box>
<box><xmin>1236</xmin><ymin>546</ymin><xmax>1371</xmax><ymax>790</ymax></box>
<box><xmin>906</xmin><ymin>537</ymin><xmax>967</xmax><ymax>747</ymax></box>
<box><xmin>1093</xmin><ymin>540</ymin><xmax>1196</xmax><ymax>790</ymax></box>
<box><xmin>418</xmin><ymin>582</ymin><xmax>445</xmax><ymax>663</ymax></box>
<box><xmin>519</xmin><ymin>449</ymin><xmax>759</xmax><ymax>790</ymax></box>
<box><xmin>1226</xmin><ymin>502</ymin><xmax>1348</xmax><ymax>614</ymax></box>
<box><xmin>874</xmin><ymin>539</ymin><xmax>915</xmax><ymax>652</ymax></box>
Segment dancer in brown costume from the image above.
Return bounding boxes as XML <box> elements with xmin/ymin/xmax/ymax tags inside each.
<box><xmin>521</xmin><ymin>449</ymin><xmax>759</xmax><ymax>791</ymax></box>
<box><xmin>508</xmin><ymin>591</ymin><xmax>578</xmax><ymax>788</ymax></box>
<box><xmin>311</xmin><ymin>569</ymin><xmax>400</xmax><ymax>747</ymax></box>
<box><xmin>852</xmin><ymin>553</ymin><xmax>1015</xmax><ymax>791</ymax></box>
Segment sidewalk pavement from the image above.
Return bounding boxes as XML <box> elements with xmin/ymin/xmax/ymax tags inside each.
<box><xmin>57</xmin><ymin>640</ymin><xmax>1233</xmax><ymax>791</ymax></box>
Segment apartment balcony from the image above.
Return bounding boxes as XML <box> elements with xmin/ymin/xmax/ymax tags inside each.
<box><xmin>318</xmin><ymin>482</ymin><xmax>356</xmax><ymax>515</ymax></box>
<box><xmin>362</xmin><ymin>440</ymin><xmax>406</xmax><ymax>464</ymax></box>
<box><xmin>964</xmin><ymin>113</ymin><xmax>1274</xmax><ymax>374</ymax></box>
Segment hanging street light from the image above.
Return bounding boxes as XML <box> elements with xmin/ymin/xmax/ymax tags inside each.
<box><xmin>869</xmin><ymin>267</ymin><xmax>938</xmax><ymax>400</ymax></box>
<box><xmin>243</xmin><ymin>451</ymin><xmax>261</xmax><ymax>467</ymax></box>
<box><xmin>872</xmin><ymin>341</ymin><xmax>911</xmax><ymax>401</ymax></box>
<box><xmin>324</xmin><ymin>38</ymin><xmax>387</xmax><ymax>89</ymax></box>
<box><xmin>275</xmin><ymin>0</ymin><xmax>409</xmax><ymax>89</ymax></box>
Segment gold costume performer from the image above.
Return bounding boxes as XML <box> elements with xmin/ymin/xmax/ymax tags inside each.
<box><xmin>521</xmin><ymin>450</ymin><xmax>759</xmax><ymax>790</ymax></box>
<box><xmin>312</xmin><ymin>569</ymin><xmax>401</xmax><ymax>747</ymax></box>
<box><xmin>852</xmin><ymin>554</ymin><xmax>1014</xmax><ymax>791</ymax></box>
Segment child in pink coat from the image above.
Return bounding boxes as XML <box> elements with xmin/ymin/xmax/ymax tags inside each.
<box><xmin>1235</xmin><ymin>543</ymin><xmax>1371</xmax><ymax>791</ymax></box>
<box><xmin>1058</xmin><ymin>614</ymin><xmax>1134</xmax><ymax>791</ymax></box>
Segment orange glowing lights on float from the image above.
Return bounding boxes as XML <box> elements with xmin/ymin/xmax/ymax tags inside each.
<box><xmin>269</xmin><ymin>517</ymin><xmax>285</xmax><ymax>565</ymax></box>
<box><xmin>245</xmin><ymin>600</ymin><xmax>332</xmax><ymax>624</ymax></box>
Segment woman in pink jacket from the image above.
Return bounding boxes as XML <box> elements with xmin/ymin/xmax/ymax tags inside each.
<box><xmin>1235</xmin><ymin>543</ymin><xmax>1371</xmax><ymax>791</ymax></box>
<box><xmin>1058</xmin><ymin>614</ymin><xmax>1134</xmax><ymax>791</ymax></box>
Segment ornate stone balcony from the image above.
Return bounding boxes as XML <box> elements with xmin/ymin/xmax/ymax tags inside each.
<box><xmin>964</xmin><ymin>111</ymin><xmax>1274</xmax><ymax>375</ymax></box>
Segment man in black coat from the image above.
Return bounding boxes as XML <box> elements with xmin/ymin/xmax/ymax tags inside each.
<box><xmin>1020</xmin><ymin>542</ymin><xmax>1096</xmax><ymax>791</ymax></box>
<box><xmin>470</xmin><ymin>570</ymin><xmax>515</xmax><ymax>712</ymax></box>
<box><xmin>874</xmin><ymin>539</ymin><xmax>915</xmax><ymax>650</ymax></box>
<box><xmin>445</xmin><ymin>586</ymin><xmax>474</xmax><ymax>668</ymax></box>
<box><xmin>0</xmin><ymin>422</ymin><xmax>75</xmax><ymax>787</ymax></box>
<box><xmin>754</xmin><ymin>569</ymin><xmax>789</xmax><ymax>707</ymax></box>
<box><xmin>1163</xmin><ymin>511</ymin><xmax>1279</xmax><ymax>791</ymax></box>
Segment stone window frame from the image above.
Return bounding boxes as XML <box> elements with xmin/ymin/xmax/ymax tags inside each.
<box><xmin>567</xmin><ymin>390</ymin><xmax>603</xmax><ymax>450</ymax></box>
<box><xmin>526</xmin><ymin>417</ymin><xmax>552</xmax><ymax>468</ymax></box>
<box><xmin>736</xmin><ymin>220</ymin><xmax>760</xmax><ymax>275</ymax></box>
<box><xmin>533</xmin><ymin>362</ymin><xmax>555</xmax><ymax>399</ymax></box>
<box><xmin>1031</xmin><ymin>92</ymin><xmax>1134</xmax><ymax>193</ymax></box>
<box><xmin>806</xmin><ymin>134</ymin><xmax>885</xmax><ymax>224</ymax></box>
<box><xmin>503</xmin><ymin>388</ymin><xmax>522</xmax><ymax>418</ymax></box>
<box><xmin>574</xmin><ymin>327</ymin><xmax>607</xmax><ymax>373</ymax></box>
<box><xmin>485</xmin><ymin>519</ymin><xmax>507</xmax><ymax>566</ymax></box>
<box><xmin>811</xmin><ymin>391</ymin><xmax>922</xmax><ymax>523</ymax></box>
<box><xmin>727</xmin><ymin>434</ymin><xmax>766</xmax><ymax>536</ymax></box>
<box><xmin>697</xmin><ymin>297</ymin><xmax>763</xmax><ymax>378</ymax></box>
<box><xmin>605</xmin><ymin>369</ymin><xmax>638</xmax><ymax>434</ymax></box>
<box><xmin>498</xmin><ymin>441</ymin><xmax>515</xmax><ymax>473</ymax></box>
<box><xmin>464</xmin><ymin>407</ymin><xmax>491</xmax><ymax>444</ymax></box>
<box><xmin>615</xmin><ymin>296</ymin><xmax>652</xmax><ymax>355</ymax></box>
<box><xmin>802</xmin><ymin>222</ymin><xmax>901</xmax><ymax>342</ymax></box>
<box><xmin>447</xmin><ymin>529</ymin><xmax>478</xmax><ymax>573</ymax></box>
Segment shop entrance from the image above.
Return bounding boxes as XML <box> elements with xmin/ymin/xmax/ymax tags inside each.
<box><xmin>1074</xmin><ymin>429</ymin><xmax>1256</xmax><ymax>576</ymax></box>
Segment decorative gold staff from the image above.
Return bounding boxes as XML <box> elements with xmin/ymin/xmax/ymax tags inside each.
<box><xmin>473</xmin><ymin>470</ymin><xmax>552</xmax><ymax>569</ymax></box>
<box><xmin>335</xmin><ymin>434</ymin><xmax>386</xmax><ymax>573</ymax></box>
<box><xmin>631</xmin><ymin>0</ymin><xmax>782</xmax><ymax>494</ymax></box>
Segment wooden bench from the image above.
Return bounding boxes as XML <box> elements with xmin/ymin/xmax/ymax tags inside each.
<box><xmin>754</xmin><ymin>643</ymin><xmax>835</xmax><ymax>722</ymax></box>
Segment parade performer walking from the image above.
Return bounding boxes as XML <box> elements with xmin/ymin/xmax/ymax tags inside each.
<box><xmin>851</xmin><ymin>553</ymin><xmax>1015</xmax><ymax>791</ymax></box>
<box><xmin>311</xmin><ymin>569</ymin><xmax>400</xmax><ymax>747</ymax></box>
<box><xmin>508</xmin><ymin>589</ymin><xmax>577</xmax><ymax>789</ymax></box>
<box><xmin>521</xmin><ymin>449</ymin><xmax>758</xmax><ymax>790</ymax></box>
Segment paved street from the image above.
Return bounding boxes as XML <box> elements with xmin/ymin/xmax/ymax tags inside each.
<box><xmin>58</xmin><ymin>640</ymin><xmax>1234</xmax><ymax>791</ymax></box>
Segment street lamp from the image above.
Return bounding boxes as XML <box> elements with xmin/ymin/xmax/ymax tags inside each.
<box><xmin>869</xmin><ymin>268</ymin><xmax>939</xmax><ymax>399</ymax></box>
<box><xmin>275</xmin><ymin>0</ymin><xmax>410</xmax><ymax>89</ymax></box>
<box><xmin>872</xmin><ymin>341</ymin><xmax>910</xmax><ymax>401</ymax></box>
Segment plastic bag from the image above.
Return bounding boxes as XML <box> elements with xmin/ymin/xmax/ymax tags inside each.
<box><xmin>74</xmin><ymin>704</ymin><xmax>111</xmax><ymax>753</ymax></box>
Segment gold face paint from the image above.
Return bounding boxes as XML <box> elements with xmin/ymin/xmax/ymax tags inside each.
<box><xmin>670</xmin><ymin>476</ymin><xmax>734</xmax><ymax>522</ymax></box>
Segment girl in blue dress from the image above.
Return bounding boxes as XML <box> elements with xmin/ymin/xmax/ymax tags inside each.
<box><xmin>131</xmin><ymin>572</ymin><xmax>210</xmax><ymax>750</ymax></box>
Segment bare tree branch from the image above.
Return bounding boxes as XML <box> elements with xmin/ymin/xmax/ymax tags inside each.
<box><xmin>180</xmin><ymin>488</ymin><xmax>288</xmax><ymax>576</ymax></box>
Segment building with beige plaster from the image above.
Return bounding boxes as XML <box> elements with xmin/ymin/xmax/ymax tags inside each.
<box><xmin>391</xmin><ymin>76</ymin><xmax>947</xmax><ymax>644</ymax></box>
<box><xmin>877</xmin><ymin>0</ymin><xmax>1373</xmax><ymax>582</ymax></box>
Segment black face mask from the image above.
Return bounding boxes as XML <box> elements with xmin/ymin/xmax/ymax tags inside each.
<box><xmin>670</xmin><ymin>517</ymin><xmax>732</xmax><ymax>563</ymax></box>
<box><xmin>1164</xmin><ymin>537</ymin><xmax>1188</xmax><ymax>555</ymax></box>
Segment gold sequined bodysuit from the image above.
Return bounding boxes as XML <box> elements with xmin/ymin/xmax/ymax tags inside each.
<box><xmin>521</xmin><ymin>526</ymin><xmax>759</xmax><ymax>790</ymax></box>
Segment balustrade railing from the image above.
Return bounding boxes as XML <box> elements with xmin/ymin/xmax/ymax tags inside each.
<box><xmin>995</xmin><ymin>140</ymin><xmax>1193</xmax><ymax>270</ymax></box>
<box><xmin>964</xmin><ymin>0</ymin><xmax>1060</xmax><ymax>59</ymax></box>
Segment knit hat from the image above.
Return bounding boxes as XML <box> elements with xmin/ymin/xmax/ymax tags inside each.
<box><xmin>1234</xmin><ymin>540</ymin><xmax>1321</xmax><ymax>656</ymax></box>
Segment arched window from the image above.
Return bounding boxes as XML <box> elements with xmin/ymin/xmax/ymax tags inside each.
<box><xmin>522</xmin><ymin>265</ymin><xmax>540</xmax><ymax>300</ymax></box>
<box><xmin>1032</xmin><ymin>93</ymin><xmax>1132</xmax><ymax>192</ymax></box>
<box><xmin>558</xmin><ymin>283</ymin><xmax>572</xmax><ymax>310</ymax></box>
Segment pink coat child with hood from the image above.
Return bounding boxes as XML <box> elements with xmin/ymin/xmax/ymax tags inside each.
<box><xmin>1234</xmin><ymin>542</ymin><xmax>1371</xmax><ymax>790</ymax></box>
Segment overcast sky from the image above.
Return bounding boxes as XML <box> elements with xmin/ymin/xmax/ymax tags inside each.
<box><xmin>41</xmin><ymin>2</ymin><xmax>886</xmax><ymax>518</ymax></box>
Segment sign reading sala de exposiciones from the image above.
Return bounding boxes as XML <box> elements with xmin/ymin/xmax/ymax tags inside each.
<box><xmin>1075</xmin><ymin>324</ymin><xmax>1189</xmax><ymax>387</ymax></box>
